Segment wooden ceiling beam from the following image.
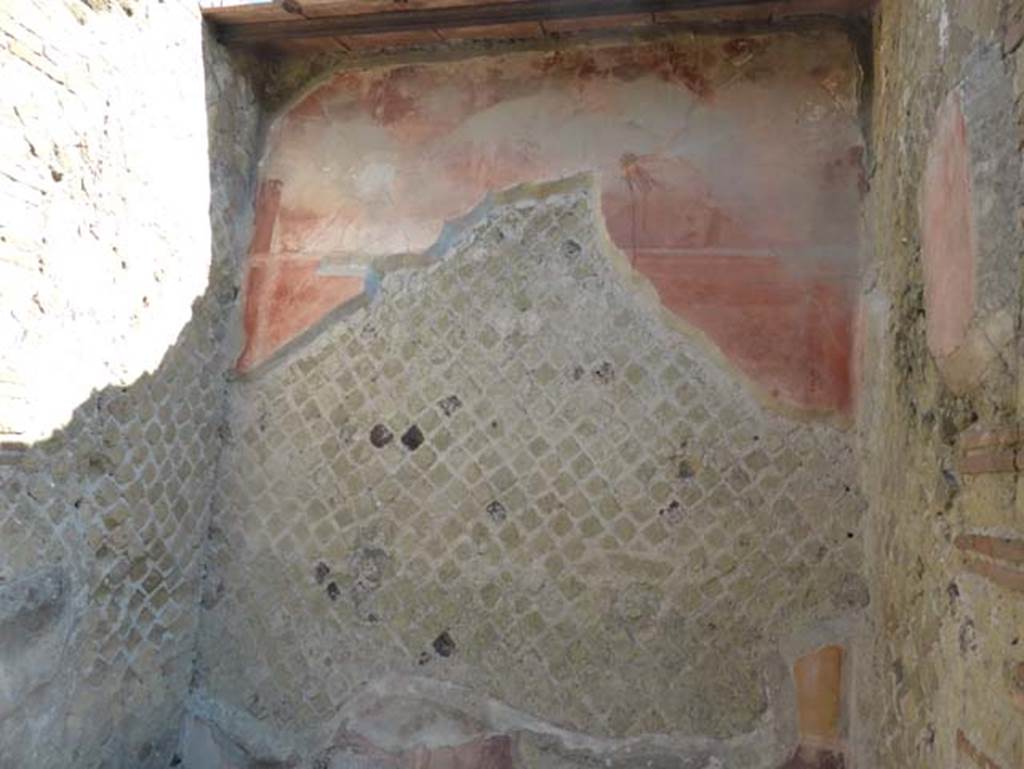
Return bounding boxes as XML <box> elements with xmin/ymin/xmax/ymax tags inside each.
<box><xmin>210</xmin><ymin>0</ymin><xmax>787</xmax><ymax>44</ymax></box>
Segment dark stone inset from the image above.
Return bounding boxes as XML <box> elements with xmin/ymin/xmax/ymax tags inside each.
<box><xmin>439</xmin><ymin>395</ymin><xmax>463</xmax><ymax>416</ymax></box>
<box><xmin>593</xmin><ymin>361</ymin><xmax>615</xmax><ymax>384</ymax></box>
<box><xmin>572</xmin><ymin>365</ymin><xmax>585</xmax><ymax>381</ymax></box>
<box><xmin>486</xmin><ymin>500</ymin><xmax>507</xmax><ymax>524</ymax></box>
<box><xmin>326</xmin><ymin>582</ymin><xmax>340</xmax><ymax>601</ymax></box>
<box><xmin>370</xmin><ymin>424</ymin><xmax>394</xmax><ymax>448</ymax></box>
<box><xmin>959</xmin><ymin>618</ymin><xmax>977</xmax><ymax>655</ymax></box>
<box><xmin>401</xmin><ymin>425</ymin><xmax>424</xmax><ymax>451</ymax></box>
<box><xmin>433</xmin><ymin>630</ymin><xmax>456</xmax><ymax>658</ymax></box>
<box><xmin>562</xmin><ymin>239</ymin><xmax>582</xmax><ymax>259</ymax></box>
<box><xmin>658</xmin><ymin>500</ymin><xmax>683</xmax><ymax>525</ymax></box>
<box><xmin>677</xmin><ymin>461</ymin><xmax>695</xmax><ymax>481</ymax></box>
<box><xmin>418</xmin><ymin>651</ymin><xmax>432</xmax><ymax>665</ymax></box>
<box><xmin>314</xmin><ymin>561</ymin><xmax>330</xmax><ymax>585</ymax></box>
<box><xmin>946</xmin><ymin>581</ymin><xmax>960</xmax><ymax>604</ymax></box>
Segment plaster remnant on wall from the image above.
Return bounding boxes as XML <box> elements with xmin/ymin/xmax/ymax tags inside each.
<box><xmin>921</xmin><ymin>89</ymin><xmax>976</xmax><ymax>361</ymax></box>
<box><xmin>236</xmin><ymin>31</ymin><xmax>865</xmax><ymax>416</ymax></box>
<box><xmin>920</xmin><ymin>46</ymin><xmax>1022</xmax><ymax>395</ymax></box>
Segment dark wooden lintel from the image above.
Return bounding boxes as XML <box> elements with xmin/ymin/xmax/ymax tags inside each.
<box><xmin>212</xmin><ymin>0</ymin><xmax>782</xmax><ymax>44</ymax></box>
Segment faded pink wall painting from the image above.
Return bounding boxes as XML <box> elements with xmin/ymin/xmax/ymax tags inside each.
<box><xmin>239</xmin><ymin>35</ymin><xmax>865</xmax><ymax>416</ymax></box>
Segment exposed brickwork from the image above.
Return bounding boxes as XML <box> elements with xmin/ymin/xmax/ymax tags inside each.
<box><xmin>955</xmin><ymin>534</ymin><xmax>1024</xmax><ymax>565</ymax></box>
<box><xmin>957</xmin><ymin>425</ymin><xmax>1020</xmax><ymax>475</ymax></box>
<box><xmin>961</xmin><ymin>557</ymin><xmax>1024</xmax><ymax>595</ymax></box>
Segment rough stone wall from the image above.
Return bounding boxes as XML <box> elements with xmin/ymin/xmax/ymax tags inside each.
<box><xmin>0</xmin><ymin>2</ymin><xmax>261</xmax><ymax>767</ymax></box>
<box><xmin>857</xmin><ymin>1</ymin><xmax>1024</xmax><ymax>767</ymax></box>
<box><xmin>195</xmin><ymin>178</ymin><xmax>867</xmax><ymax>768</ymax></box>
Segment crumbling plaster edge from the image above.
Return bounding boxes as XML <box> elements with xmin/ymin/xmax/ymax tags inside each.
<box><xmin>192</xmin><ymin>174</ymin><xmax>873</xmax><ymax>769</ymax></box>
<box><xmin>231</xmin><ymin>172</ymin><xmax>855</xmax><ymax>428</ymax></box>
<box><xmin>581</xmin><ymin>173</ymin><xmax>856</xmax><ymax>429</ymax></box>
<box><xmin>186</xmin><ymin>608</ymin><xmax>880</xmax><ymax>769</ymax></box>
<box><xmin>184</xmin><ymin>666</ymin><xmax>790</xmax><ymax>768</ymax></box>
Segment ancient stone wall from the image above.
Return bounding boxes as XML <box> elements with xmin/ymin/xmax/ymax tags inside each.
<box><xmin>4</xmin><ymin>1</ymin><xmax>1022</xmax><ymax>765</ymax></box>
<box><xmin>0</xmin><ymin>2</ymin><xmax>261</xmax><ymax>767</ymax></box>
<box><xmin>857</xmin><ymin>1</ymin><xmax>1024</xmax><ymax>767</ymax></box>
<box><xmin>194</xmin><ymin>172</ymin><xmax>868</xmax><ymax>767</ymax></box>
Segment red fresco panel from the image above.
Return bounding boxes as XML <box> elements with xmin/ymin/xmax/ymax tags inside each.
<box><xmin>239</xmin><ymin>38</ymin><xmax>864</xmax><ymax>415</ymax></box>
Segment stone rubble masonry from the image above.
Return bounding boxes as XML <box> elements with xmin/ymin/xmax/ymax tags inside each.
<box><xmin>0</xmin><ymin>3</ymin><xmax>873</xmax><ymax>764</ymax></box>
<box><xmin>857</xmin><ymin>0</ymin><xmax>1024</xmax><ymax>768</ymax></box>
<box><xmin>21</xmin><ymin>2</ymin><xmax>1019</xmax><ymax>767</ymax></box>
<box><xmin>0</xmin><ymin>1</ymin><xmax>262</xmax><ymax>767</ymax></box>
<box><xmin>194</xmin><ymin>176</ymin><xmax>867</xmax><ymax>767</ymax></box>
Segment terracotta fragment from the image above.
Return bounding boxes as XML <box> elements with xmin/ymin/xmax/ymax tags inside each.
<box><xmin>793</xmin><ymin>644</ymin><xmax>844</xmax><ymax>743</ymax></box>
<box><xmin>778</xmin><ymin>645</ymin><xmax>846</xmax><ymax>769</ymax></box>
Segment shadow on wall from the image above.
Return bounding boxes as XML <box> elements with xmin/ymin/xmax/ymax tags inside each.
<box><xmin>0</xmin><ymin>21</ymin><xmax>259</xmax><ymax>769</ymax></box>
<box><xmin>180</xmin><ymin>644</ymin><xmax>854</xmax><ymax>768</ymax></box>
<box><xmin>0</xmin><ymin>272</ymin><xmax>229</xmax><ymax>769</ymax></box>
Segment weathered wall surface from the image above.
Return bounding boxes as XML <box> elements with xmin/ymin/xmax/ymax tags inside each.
<box><xmin>0</xmin><ymin>2</ymin><xmax>261</xmax><ymax>767</ymax></box>
<box><xmin>237</xmin><ymin>31</ymin><xmax>866</xmax><ymax>418</ymax></box>
<box><xmin>858</xmin><ymin>0</ymin><xmax>1024</xmax><ymax>767</ymax></box>
<box><xmin>2</xmin><ymin>0</ymin><xmax>212</xmax><ymax>443</ymax></box>
<box><xmin>195</xmin><ymin>174</ymin><xmax>868</xmax><ymax>767</ymax></box>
